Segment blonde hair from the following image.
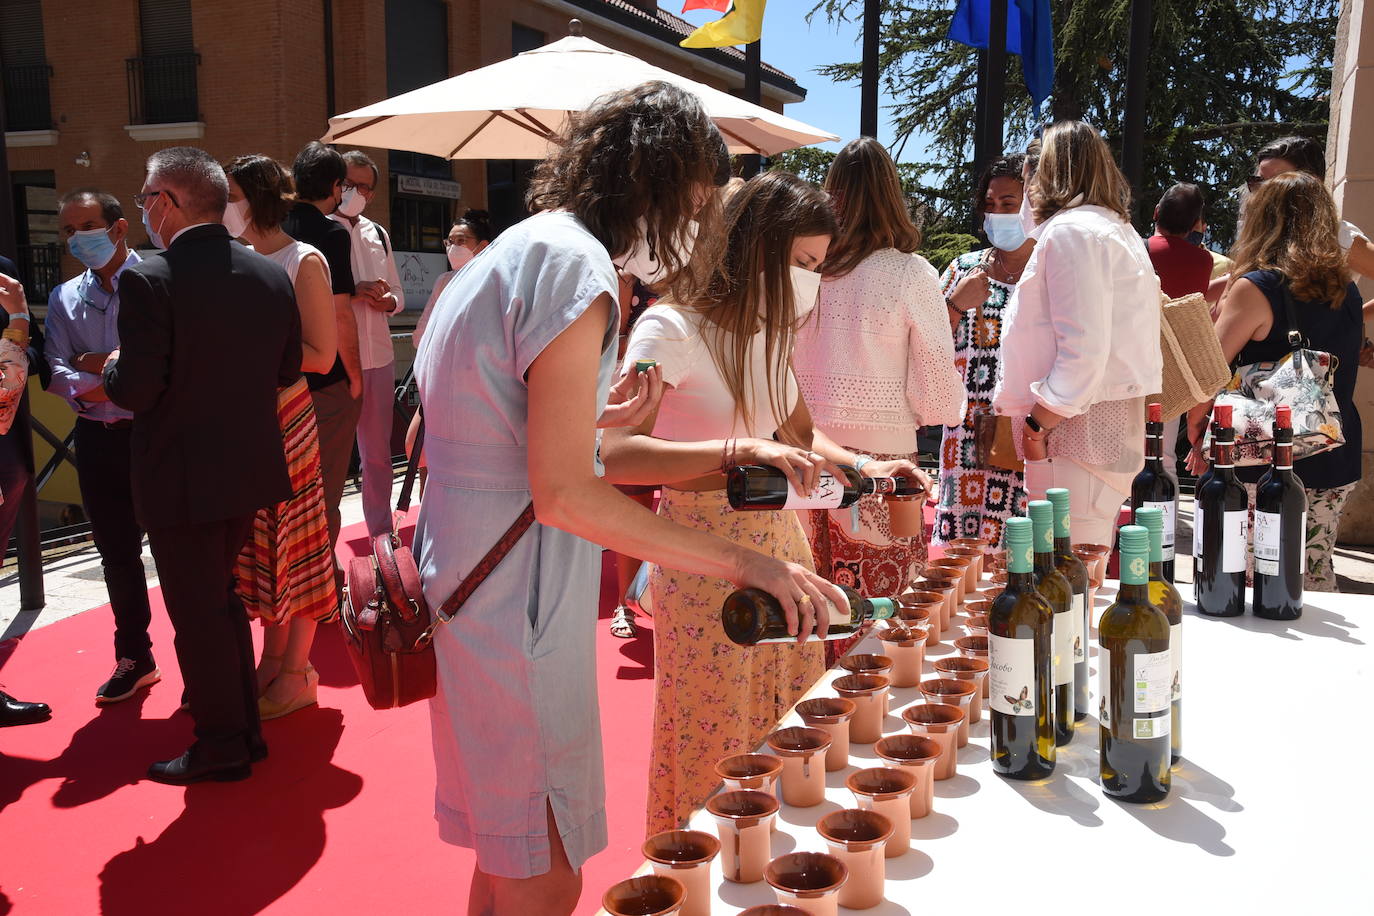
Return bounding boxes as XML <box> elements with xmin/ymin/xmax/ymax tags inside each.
<box><xmin>821</xmin><ymin>137</ymin><xmax>922</xmax><ymax>278</ymax></box>
<box><xmin>1031</xmin><ymin>121</ymin><xmax>1132</xmax><ymax>224</ymax></box>
<box><xmin>1230</xmin><ymin>171</ymin><xmax>1350</xmax><ymax>309</ymax></box>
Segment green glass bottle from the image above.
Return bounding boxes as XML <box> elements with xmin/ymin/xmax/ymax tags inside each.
<box><xmin>1098</xmin><ymin>525</ymin><xmax>1172</xmax><ymax>803</ymax></box>
<box><xmin>1046</xmin><ymin>488</ymin><xmax>1090</xmax><ymax>723</ymax></box>
<box><xmin>989</xmin><ymin>516</ymin><xmax>1056</xmax><ymax>780</ymax></box>
<box><xmin>721</xmin><ymin>585</ymin><xmax>898</xmax><ymax>645</ymax></box>
<box><xmin>1136</xmin><ymin>506</ymin><xmax>1184</xmax><ymax>766</ymax></box>
<box><xmin>1028</xmin><ymin>500</ymin><xmax>1074</xmax><ymax>747</ymax></box>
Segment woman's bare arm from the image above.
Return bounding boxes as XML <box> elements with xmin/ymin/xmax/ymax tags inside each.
<box><xmin>294</xmin><ymin>253</ymin><xmax>338</xmax><ymax>374</ymax></box>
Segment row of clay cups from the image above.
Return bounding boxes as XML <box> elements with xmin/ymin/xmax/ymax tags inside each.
<box><xmin>607</xmin><ymin>858</ymin><xmax>844</xmax><ymax>916</ymax></box>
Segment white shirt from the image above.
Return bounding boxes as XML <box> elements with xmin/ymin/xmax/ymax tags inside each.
<box><xmin>331</xmin><ymin>213</ymin><xmax>403</xmax><ymax>370</ymax></box>
<box><xmin>623</xmin><ymin>304</ymin><xmax>799</xmax><ymax>442</ymax></box>
<box><xmin>993</xmin><ymin>203</ymin><xmax>1162</xmax><ymax>420</ymax></box>
<box><xmin>793</xmin><ymin>248</ymin><xmax>965</xmax><ymax>454</ymax></box>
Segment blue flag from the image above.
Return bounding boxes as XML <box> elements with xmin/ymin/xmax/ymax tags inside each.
<box><xmin>948</xmin><ymin>0</ymin><xmax>1055</xmax><ymax>116</ymax></box>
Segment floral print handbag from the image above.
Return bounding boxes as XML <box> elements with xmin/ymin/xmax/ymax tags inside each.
<box><xmin>1206</xmin><ymin>283</ymin><xmax>1345</xmax><ymax>467</ymax></box>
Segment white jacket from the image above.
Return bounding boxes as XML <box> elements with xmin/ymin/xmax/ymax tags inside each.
<box><xmin>993</xmin><ymin>203</ymin><xmax>1162</xmax><ymax>419</ymax></box>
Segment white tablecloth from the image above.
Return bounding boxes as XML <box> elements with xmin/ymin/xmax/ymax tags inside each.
<box><xmin>619</xmin><ymin>581</ymin><xmax>1374</xmax><ymax>914</ymax></box>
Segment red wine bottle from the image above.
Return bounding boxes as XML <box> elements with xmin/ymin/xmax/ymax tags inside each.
<box><xmin>1195</xmin><ymin>405</ymin><xmax>1247</xmax><ymax>617</ymax></box>
<box><xmin>722</xmin><ymin>585</ymin><xmax>899</xmax><ymax>645</ymax></box>
<box><xmin>725</xmin><ymin>465</ymin><xmax>924</xmax><ymax>511</ymax></box>
<box><xmin>1130</xmin><ymin>403</ymin><xmax>1178</xmax><ymax>583</ymax></box>
<box><xmin>1253</xmin><ymin>406</ymin><xmax>1306</xmax><ymax>620</ymax></box>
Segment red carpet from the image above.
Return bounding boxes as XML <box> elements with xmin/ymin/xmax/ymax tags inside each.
<box><xmin>0</xmin><ymin>511</ymin><xmax>654</xmax><ymax>915</ymax></box>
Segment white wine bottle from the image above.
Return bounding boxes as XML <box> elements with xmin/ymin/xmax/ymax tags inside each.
<box><xmin>1046</xmin><ymin>488</ymin><xmax>1090</xmax><ymax>723</ymax></box>
<box><xmin>1028</xmin><ymin>500</ymin><xmax>1074</xmax><ymax>747</ymax></box>
<box><xmin>1098</xmin><ymin>525</ymin><xmax>1172</xmax><ymax>803</ymax></box>
<box><xmin>989</xmin><ymin>516</ymin><xmax>1056</xmax><ymax>780</ymax></box>
<box><xmin>1135</xmin><ymin>506</ymin><xmax>1184</xmax><ymax>766</ymax></box>
<box><xmin>722</xmin><ymin>586</ymin><xmax>898</xmax><ymax>645</ymax></box>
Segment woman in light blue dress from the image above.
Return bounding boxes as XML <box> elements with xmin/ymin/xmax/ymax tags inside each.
<box><xmin>413</xmin><ymin>81</ymin><xmax>847</xmax><ymax>915</ymax></box>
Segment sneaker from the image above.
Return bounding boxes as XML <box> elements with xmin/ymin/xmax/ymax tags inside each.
<box><xmin>96</xmin><ymin>656</ymin><xmax>161</xmax><ymax>705</ymax></box>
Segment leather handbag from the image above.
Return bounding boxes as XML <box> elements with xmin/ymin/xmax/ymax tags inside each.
<box><xmin>971</xmin><ymin>407</ymin><xmax>1024</xmax><ymax>473</ymax></box>
<box><xmin>340</xmin><ymin>415</ymin><xmax>535</xmax><ymax>709</ymax></box>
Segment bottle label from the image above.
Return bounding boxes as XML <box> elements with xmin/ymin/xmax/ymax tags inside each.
<box><xmin>781</xmin><ymin>472</ymin><xmax>844</xmax><ymax>510</ymax></box>
<box><xmin>1143</xmin><ymin>500</ymin><xmax>1176</xmax><ymax>558</ymax></box>
<box><xmin>1254</xmin><ymin>510</ymin><xmax>1305</xmax><ymax>576</ymax></box>
<box><xmin>1132</xmin><ymin>648</ymin><xmax>1170</xmax><ymax>714</ymax></box>
<box><xmin>1133</xmin><ymin>716</ymin><xmax>1170</xmax><ymax>739</ymax></box>
<box><xmin>1073</xmin><ymin>593</ymin><xmax>1087</xmax><ymax>664</ymax></box>
<box><xmin>1222</xmin><ymin>510</ymin><xmax>1248</xmax><ymax>573</ymax></box>
<box><xmin>989</xmin><ymin>634</ymin><xmax>1037</xmax><ymax>717</ymax></box>
<box><xmin>1099</xmin><ymin>646</ymin><xmax>1111</xmax><ymax>727</ymax></box>
<box><xmin>1169</xmin><ymin>622</ymin><xmax>1182</xmax><ymax>703</ymax></box>
<box><xmin>1192</xmin><ymin>505</ymin><xmax>1204</xmax><ymax>559</ymax></box>
<box><xmin>1053</xmin><ymin>608</ymin><xmax>1073</xmax><ymax>686</ymax></box>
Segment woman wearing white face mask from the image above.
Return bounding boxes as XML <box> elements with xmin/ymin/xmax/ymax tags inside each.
<box><xmin>411</xmin><ymin>210</ymin><xmax>494</xmax><ymax>350</ymax></box>
<box><xmin>222</xmin><ymin>154</ymin><xmax>340</xmax><ymax>719</ymax></box>
<box><xmin>603</xmin><ymin>171</ymin><xmax>921</xmax><ymax>834</ymax></box>
<box><xmin>934</xmin><ymin>152</ymin><xmax>1036</xmax><ymax>549</ymax></box>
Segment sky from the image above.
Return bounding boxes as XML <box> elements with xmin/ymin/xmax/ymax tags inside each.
<box><xmin>676</xmin><ymin>3</ymin><xmax>937</xmax><ymax>163</ymax></box>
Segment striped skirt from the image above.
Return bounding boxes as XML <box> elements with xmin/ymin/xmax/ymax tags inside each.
<box><xmin>235</xmin><ymin>377</ymin><xmax>337</xmax><ymax>624</ymax></box>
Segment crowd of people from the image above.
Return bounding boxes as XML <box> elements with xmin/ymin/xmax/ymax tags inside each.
<box><xmin>0</xmin><ymin>77</ymin><xmax>1370</xmax><ymax>914</ymax></box>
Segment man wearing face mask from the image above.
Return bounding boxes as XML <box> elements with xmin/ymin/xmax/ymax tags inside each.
<box><xmin>329</xmin><ymin>150</ymin><xmax>404</xmax><ymax>538</ymax></box>
<box><xmin>44</xmin><ymin>188</ymin><xmax>158</xmax><ymax>704</ymax></box>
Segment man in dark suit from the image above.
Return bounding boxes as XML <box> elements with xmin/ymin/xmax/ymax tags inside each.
<box><xmin>104</xmin><ymin>147</ymin><xmax>301</xmax><ymax>783</ymax></box>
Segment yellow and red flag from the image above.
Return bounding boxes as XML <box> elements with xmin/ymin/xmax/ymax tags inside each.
<box><xmin>680</xmin><ymin>0</ymin><xmax>767</xmax><ymax>48</ymax></box>
<box><xmin>681</xmin><ymin>0</ymin><xmax>731</xmax><ymax>11</ymax></box>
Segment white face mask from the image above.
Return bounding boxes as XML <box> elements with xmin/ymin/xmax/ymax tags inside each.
<box><xmin>337</xmin><ymin>186</ymin><xmax>367</xmax><ymax>219</ymax></box>
<box><xmin>222</xmin><ymin>199</ymin><xmax>250</xmax><ymax>239</ymax></box>
<box><xmin>789</xmin><ymin>265</ymin><xmax>822</xmax><ymax>319</ymax></box>
<box><xmin>615</xmin><ymin>218</ymin><xmax>698</xmax><ymax>286</ymax></box>
<box><xmin>1018</xmin><ymin>188</ymin><xmax>1038</xmax><ymax>237</ymax></box>
<box><xmin>447</xmin><ymin>243</ymin><xmax>474</xmax><ymax>271</ymax></box>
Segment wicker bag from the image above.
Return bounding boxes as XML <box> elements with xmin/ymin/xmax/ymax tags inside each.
<box><xmin>1156</xmin><ymin>292</ymin><xmax>1231</xmax><ymax>421</ymax></box>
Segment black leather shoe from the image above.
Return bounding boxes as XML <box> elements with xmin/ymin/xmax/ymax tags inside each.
<box><xmin>0</xmin><ymin>689</ymin><xmax>52</xmax><ymax>727</ymax></box>
<box><xmin>146</xmin><ymin>750</ymin><xmax>251</xmax><ymax>785</ymax></box>
<box><xmin>249</xmin><ymin>737</ymin><xmax>269</xmax><ymax>763</ymax></box>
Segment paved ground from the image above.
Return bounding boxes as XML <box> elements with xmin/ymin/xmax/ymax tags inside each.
<box><xmin>3</xmin><ymin>487</ymin><xmax>1370</xmax><ymax>643</ymax></box>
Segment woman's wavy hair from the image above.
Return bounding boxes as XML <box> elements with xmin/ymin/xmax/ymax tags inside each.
<box><xmin>820</xmin><ymin>137</ymin><xmax>921</xmax><ymax>279</ymax></box>
<box><xmin>686</xmin><ymin>171</ymin><xmax>836</xmax><ymax>437</ymax></box>
<box><xmin>224</xmin><ymin>154</ymin><xmax>294</xmax><ymax>232</ymax></box>
<box><xmin>526</xmin><ymin>81</ymin><xmax>725</xmax><ymax>303</ymax></box>
<box><xmin>972</xmin><ymin>153</ymin><xmax>1027</xmax><ymax>224</ymax></box>
<box><xmin>1031</xmin><ymin>120</ymin><xmax>1132</xmax><ymax>224</ymax></box>
<box><xmin>1230</xmin><ymin>171</ymin><xmax>1350</xmax><ymax>309</ymax></box>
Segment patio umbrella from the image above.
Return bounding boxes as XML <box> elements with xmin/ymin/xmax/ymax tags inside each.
<box><xmin>320</xmin><ymin>32</ymin><xmax>838</xmax><ymax>159</ymax></box>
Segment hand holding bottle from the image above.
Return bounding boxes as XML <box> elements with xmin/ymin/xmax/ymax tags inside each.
<box><xmin>738</xmin><ymin>437</ymin><xmax>837</xmax><ymax>498</ymax></box>
<box><xmin>597</xmin><ymin>364</ymin><xmax>664</xmax><ymax>429</ymax></box>
<box><xmin>860</xmin><ymin>458</ymin><xmax>930</xmax><ymax>500</ymax></box>
<box><xmin>730</xmin><ymin>547</ymin><xmax>841</xmax><ymax>643</ymax></box>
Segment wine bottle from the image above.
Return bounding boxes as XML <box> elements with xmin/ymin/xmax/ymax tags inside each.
<box><xmin>725</xmin><ymin>464</ymin><xmax>924</xmax><ymax>511</ymax></box>
<box><xmin>1028</xmin><ymin>500</ymin><xmax>1074</xmax><ymax>747</ymax></box>
<box><xmin>1195</xmin><ymin>404</ymin><xmax>1248</xmax><ymax>617</ymax></box>
<box><xmin>989</xmin><ymin>516</ymin><xmax>1056</xmax><ymax>780</ymax></box>
<box><xmin>1046</xmin><ymin>487</ymin><xmax>1090</xmax><ymax>723</ymax></box>
<box><xmin>1098</xmin><ymin>524</ymin><xmax>1172</xmax><ymax>803</ymax></box>
<box><xmin>722</xmin><ymin>585</ymin><xmax>899</xmax><ymax>645</ymax></box>
<box><xmin>1190</xmin><ymin>414</ymin><xmax>1221</xmax><ymax>560</ymax></box>
<box><xmin>1130</xmin><ymin>403</ymin><xmax>1178</xmax><ymax>583</ymax></box>
<box><xmin>1135</xmin><ymin>506</ymin><xmax>1184</xmax><ymax>765</ymax></box>
<box><xmin>1253</xmin><ymin>406</ymin><xmax>1307</xmax><ymax>620</ymax></box>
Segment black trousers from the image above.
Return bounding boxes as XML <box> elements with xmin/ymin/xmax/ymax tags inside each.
<box><xmin>73</xmin><ymin>419</ymin><xmax>153</xmax><ymax>661</ymax></box>
<box><xmin>147</xmin><ymin>515</ymin><xmax>259</xmax><ymax>764</ymax></box>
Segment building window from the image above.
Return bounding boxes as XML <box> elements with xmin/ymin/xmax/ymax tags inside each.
<box><xmin>0</xmin><ymin>0</ymin><xmax>52</xmax><ymax>132</ymax></box>
<box><xmin>10</xmin><ymin>171</ymin><xmax>59</xmax><ymax>304</ymax></box>
<box><xmin>512</xmin><ymin>24</ymin><xmax>546</xmax><ymax>55</ymax></box>
<box><xmin>128</xmin><ymin>0</ymin><xmax>199</xmax><ymax>124</ymax></box>
<box><xmin>385</xmin><ymin>0</ymin><xmax>453</xmax><ymax>251</ymax></box>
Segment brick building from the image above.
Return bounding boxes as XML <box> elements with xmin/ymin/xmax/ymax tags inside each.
<box><xmin>2</xmin><ymin>0</ymin><xmax>808</xmax><ymax>307</ymax></box>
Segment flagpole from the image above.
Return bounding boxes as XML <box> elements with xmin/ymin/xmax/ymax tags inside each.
<box><xmin>1122</xmin><ymin>0</ymin><xmax>1151</xmax><ymax>224</ymax></box>
<box><xmin>742</xmin><ymin>38</ymin><xmax>762</xmax><ymax>177</ymax></box>
<box><xmin>860</xmin><ymin>0</ymin><xmax>880</xmax><ymax>137</ymax></box>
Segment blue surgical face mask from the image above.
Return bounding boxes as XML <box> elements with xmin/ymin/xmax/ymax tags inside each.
<box><xmin>67</xmin><ymin>226</ymin><xmax>118</xmax><ymax>270</ymax></box>
<box><xmin>143</xmin><ymin>198</ymin><xmax>167</xmax><ymax>249</ymax></box>
<box><xmin>984</xmin><ymin>212</ymin><xmax>1028</xmax><ymax>252</ymax></box>
<box><xmin>1186</xmin><ymin>230</ymin><xmax>1205</xmax><ymax>247</ymax></box>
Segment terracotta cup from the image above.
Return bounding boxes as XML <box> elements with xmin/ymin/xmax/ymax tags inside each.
<box><xmin>706</xmin><ymin>790</ymin><xmax>779</xmax><ymax>884</ymax></box>
<box><xmin>603</xmin><ymin>874</ymin><xmax>686</xmax><ymax>916</ymax></box>
<box><xmin>926</xmin><ymin>558</ymin><xmax>971</xmax><ymax>604</ymax></box>
<box><xmin>885</xmin><ymin>494</ymin><xmax>924</xmax><ymax>539</ymax></box>
<box><xmin>949</xmin><ymin>537</ymin><xmax>991</xmax><ymax>576</ymax></box>
<box><xmin>833</xmin><ymin>673</ymin><xmax>890</xmax><ymax>744</ymax></box>
<box><xmin>766</xmin><ymin>726</ymin><xmax>832</xmax><ymax>808</ymax></box>
<box><xmin>715</xmin><ymin>753</ymin><xmax>783</xmax><ymax>801</ymax></box>
<box><xmin>838</xmin><ymin>654</ymin><xmax>895</xmax><ymax>715</ymax></box>
<box><xmin>875</xmin><ymin>624</ymin><xmax>927</xmax><ymax>688</ymax></box>
<box><xmin>990</xmin><ymin>569</ymin><xmax>1009</xmax><ymax>585</ymax></box>
<box><xmin>765</xmin><ymin>852</ymin><xmax>849</xmax><ymax>916</ymax></box>
<box><xmin>933</xmin><ymin>656</ymin><xmax>990</xmax><ymax>724</ymax></box>
<box><xmin>642</xmin><ymin>831</ymin><xmax>721</xmax><ymax>916</ymax></box>
<box><xmin>963</xmin><ymin>614</ymin><xmax>989</xmax><ymax>638</ymax></box>
<box><xmin>964</xmin><ymin>596</ymin><xmax>992</xmax><ymax>617</ymax></box>
<box><xmin>846</xmin><ymin>767</ymin><xmax>917</xmax><ymax>858</ymax></box>
<box><xmin>913</xmin><ymin>575</ymin><xmax>959</xmax><ymax>629</ymax></box>
<box><xmin>954</xmin><ymin>635</ymin><xmax>991</xmax><ymax>699</ymax></box>
<box><xmin>816</xmin><ymin>808</ymin><xmax>893</xmax><ymax>910</ymax></box>
<box><xmin>982</xmin><ymin>585</ymin><xmax>1005</xmax><ymax>601</ymax></box>
<box><xmin>896</xmin><ymin>593</ymin><xmax>943</xmax><ymax>647</ymax></box>
<box><xmin>918</xmin><ymin>678</ymin><xmax>978</xmax><ymax>747</ymax></box>
<box><xmin>739</xmin><ymin>907</ymin><xmax>811</xmax><ymax>916</ymax></box>
<box><xmin>987</xmin><ymin>547</ymin><xmax>1006</xmax><ymax>571</ymax></box>
<box><xmin>943</xmin><ymin>547</ymin><xmax>983</xmax><ymax>590</ymax></box>
<box><xmin>1074</xmin><ymin>544</ymin><xmax>1111</xmax><ymax>588</ymax></box>
<box><xmin>902</xmin><ymin>703</ymin><xmax>965</xmax><ymax>780</ymax></box>
<box><xmin>874</xmin><ymin>734</ymin><xmax>941</xmax><ymax>819</ymax></box>
<box><xmin>796</xmin><ymin>697</ymin><xmax>856</xmax><ymax>772</ymax></box>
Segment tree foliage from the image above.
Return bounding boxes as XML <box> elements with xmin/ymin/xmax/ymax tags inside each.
<box><xmin>807</xmin><ymin>0</ymin><xmax>1337</xmax><ymax>245</ymax></box>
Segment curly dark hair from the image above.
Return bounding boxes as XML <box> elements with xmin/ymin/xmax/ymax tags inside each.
<box><xmin>455</xmin><ymin>208</ymin><xmax>494</xmax><ymax>243</ymax></box>
<box><xmin>526</xmin><ymin>81</ymin><xmax>725</xmax><ymax>303</ymax></box>
<box><xmin>972</xmin><ymin>153</ymin><xmax>1026</xmax><ymax>223</ymax></box>
<box><xmin>224</xmin><ymin>154</ymin><xmax>294</xmax><ymax>232</ymax></box>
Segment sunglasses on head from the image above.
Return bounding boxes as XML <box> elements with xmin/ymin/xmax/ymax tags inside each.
<box><xmin>1245</xmin><ymin>175</ymin><xmax>1267</xmax><ymax>192</ymax></box>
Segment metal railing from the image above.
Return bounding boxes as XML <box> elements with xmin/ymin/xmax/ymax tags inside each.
<box><xmin>2</xmin><ymin>64</ymin><xmax>53</xmax><ymax>132</ymax></box>
<box><xmin>126</xmin><ymin>52</ymin><xmax>201</xmax><ymax>125</ymax></box>
<box><xmin>17</xmin><ymin>243</ymin><xmax>60</xmax><ymax>305</ymax></box>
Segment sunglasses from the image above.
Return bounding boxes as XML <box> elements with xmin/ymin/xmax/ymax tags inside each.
<box><xmin>1244</xmin><ymin>175</ymin><xmax>1266</xmax><ymax>192</ymax></box>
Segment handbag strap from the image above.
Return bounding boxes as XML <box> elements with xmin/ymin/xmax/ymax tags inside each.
<box><xmin>1278</xmin><ymin>279</ymin><xmax>1305</xmax><ymax>351</ymax></box>
<box><xmin>416</xmin><ymin>503</ymin><xmax>536</xmax><ymax>646</ymax></box>
<box><xmin>396</xmin><ymin>409</ymin><xmax>425</xmax><ymax>514</ymax></box>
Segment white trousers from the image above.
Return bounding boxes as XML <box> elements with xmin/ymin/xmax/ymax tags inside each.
<box><xmin>1023</xmin><ymin>457</ymin><xmax>1130</xmax><ymax>546</ymax></box>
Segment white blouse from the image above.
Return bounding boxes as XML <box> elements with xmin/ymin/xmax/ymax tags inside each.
<box><xmin>622</xmin><ymin>304</ymin><xmax>798</xmax><ymax>442</ymax></box>
<box><xmin>793</xmin><ymin>248</ymin><xmax>965</xmax><ymax>454</ymax></box>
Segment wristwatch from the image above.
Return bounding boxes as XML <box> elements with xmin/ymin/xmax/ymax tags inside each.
<box><xmin>1024</xmin><ymin>414</ymin><xmax>1046</xmax><ymax>438</ymax></box>
<box><xmin>854</xmin><ymin>454</ymin><xmax>876</xmax><ymax>474</ymax></box>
